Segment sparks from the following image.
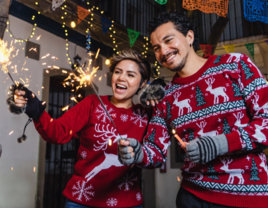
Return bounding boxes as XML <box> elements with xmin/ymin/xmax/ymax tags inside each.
<box><xmin>98</xmin><ymin>76</ymin><xmax>102</xmax><ymax>81</ymax></box>
<box><xmin>95</xmin><ymin>48</ymin><xmax>100</xmax><ymax>60</ymax></box>
<box><xmin>53</xmin><ymin>65</ymin><xmax>60</xmax><ymax>69</ymax></box>
<box><xmin>0</xmin><ymin>39</ymin><xmax>15</xmax><ymax>73</ymax></box>
<box><xmin>29</xmin><ymin>47</ymin><xmax>38</xmax><ymax>52</ymax></box>
<box><xmin>62</xmin><ymin>105</ymin><xmax>70</xmax><ymax>111</ymax></box>
<box><xmin>71</xmin><ymin>97</ymin><xmax>79</xmax><ymax>103</ymax></box>
<box><xmin>36</xmin><ymin>35</ymin><xmax>41</xmax><ymax>40</ymax></box>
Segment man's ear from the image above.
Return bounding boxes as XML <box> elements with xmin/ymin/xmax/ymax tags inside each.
<box><xmin>186</xmin><ymin>30</ymin><xmax>194</xmax><ymax>45</ymax></box>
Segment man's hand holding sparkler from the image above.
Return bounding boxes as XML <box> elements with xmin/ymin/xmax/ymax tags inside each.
<box><xmin>118</xmin><ymin>139</ymin><xmax>144</xmax><ymax>165</ymax></box>
<box><xmin>185</xmin><ymin>134</ymin><xmax>229</xmax><ymax>164</ymax></box>
<box><xmin>7</xmin><ymin>83</ymin><xmax>46</xmax><ymax>121</ymax></box>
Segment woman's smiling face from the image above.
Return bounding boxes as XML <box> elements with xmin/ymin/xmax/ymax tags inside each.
<box><xmin>111</xmin><ymin>59</ymin><xmax>143</xmax><ymax>102</ymax></box>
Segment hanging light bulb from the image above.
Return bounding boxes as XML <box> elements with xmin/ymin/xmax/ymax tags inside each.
<box><xmin>105</xmin><ymin>59</ymin><xmax>111</xmax><ymax>65</ymax></box>
<box><xmin>70</xmin><ymin>11</ymin><xmax>76</xmax><ymax>28</ymax></box>
<box><xmin>71</xmin><ymin>20</ymin><xmax>76</xmax><ymax>28</ymax></box>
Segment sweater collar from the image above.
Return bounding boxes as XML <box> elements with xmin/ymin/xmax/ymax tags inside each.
<box><xmin>101</xmin><ymin>95</ymin><xmax>136</xmax><ymax>113</ymax></box>
<box><xmin>171</xmin><ymin>55</ymin><xmax>217</xmax><ymax>85</ymax></box>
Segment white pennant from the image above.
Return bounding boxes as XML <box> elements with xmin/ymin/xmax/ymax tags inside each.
<box><xmin>52</xmin><ymin>0</ymin><xmax>65</xmax><ymax>11</ymax></box>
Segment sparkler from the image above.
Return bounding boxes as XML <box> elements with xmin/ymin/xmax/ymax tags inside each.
<box><xmin>77</xmin><ymin>60</ymin><xmax>123</xmax><ymax>139</ymax></box>
<box><xmin>154</xmin><ymin>105</ymin><xmax>186</xmax><ymax>149</ymax></box>
<box><xmin>0</xmin><ymin>39</ymin><xmax>17</xmax><ymax>86</ymax></box>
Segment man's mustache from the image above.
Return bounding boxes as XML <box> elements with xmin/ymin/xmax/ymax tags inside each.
<box><xmin>160</xmin><ymin>49</ymin><xmax>179</xmax><ymax>63</ymax></box>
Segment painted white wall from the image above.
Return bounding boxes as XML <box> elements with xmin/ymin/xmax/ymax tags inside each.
<box><xmin>0</xmin><ymin>15</ymin><xmax>111</xmax><ymax>208</ymax></box>
<box><xmin>155</xmin><ymin>146</ymin><xmax>182</xmax><ymax>208</ymax></box>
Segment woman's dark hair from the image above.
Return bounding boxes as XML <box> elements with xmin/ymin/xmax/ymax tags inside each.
<box><xmin>147</xmin><ymin>11</ymin><xmax>199</xmax><ymax>51</ymax></box>
<box><xmin>109</xmin><ymin>49</ymin><xmax>152</xmax><ymax>86</ymax></box>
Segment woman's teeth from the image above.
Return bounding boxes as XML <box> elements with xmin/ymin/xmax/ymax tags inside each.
<box><xmin>116</xmin><ymin>84</ymin><xmax>127</xmax><ymax>89</ymax></box>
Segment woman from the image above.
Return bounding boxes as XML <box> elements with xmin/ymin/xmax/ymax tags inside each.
<box><xmin>8</xmin><ymin>49</ymin><xmax>153</xmax><ymax>208</ymax></box>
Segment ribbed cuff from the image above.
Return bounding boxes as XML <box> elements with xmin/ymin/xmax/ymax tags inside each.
<box><xmin>225</xmin><ymin>131</ymin><xmax>242</xmax><ymax>153</ymax></box>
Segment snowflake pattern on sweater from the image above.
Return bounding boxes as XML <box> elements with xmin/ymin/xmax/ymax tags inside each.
<box><xmin>34</xmin><ymin>95</ymin><xmax>148</xmax><ymax>207</ymax></box>
<box><xmin>140</xmin><ymin>53</ymin><xmax>268</xmax><ymax>208</ymax></box>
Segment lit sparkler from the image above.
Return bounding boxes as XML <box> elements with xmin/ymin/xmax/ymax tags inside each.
<box><xmin>0</xmin><ymin>39</ymin><xmax>17</xmax><ymax>85</ymax></box>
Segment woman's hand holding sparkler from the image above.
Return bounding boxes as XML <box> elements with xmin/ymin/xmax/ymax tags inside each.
<box><xmin>118</xmin><ymin>139</ymin><xmax>144</xmax><ymax>165</ymax></box>
<box><xmin>7</xmin><ymin>83</ymin><xmax>46</xmax><ymax>121</ymax></box>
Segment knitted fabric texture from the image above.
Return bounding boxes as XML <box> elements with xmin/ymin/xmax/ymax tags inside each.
<box><xmin>139</xmin><ymin>53</ymin><xmax>268</xmax><ymax>208</ymax></box>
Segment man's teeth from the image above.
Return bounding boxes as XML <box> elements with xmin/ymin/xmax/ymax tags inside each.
<box><xmin>167</xmin><ymin>54</ymin><xmax>176</xmax><ymax>61</ymax></box>
<box><xmin>116</xmin><ymin>84</ymin><xmax>127</xmax><ymax>89</ymax></box>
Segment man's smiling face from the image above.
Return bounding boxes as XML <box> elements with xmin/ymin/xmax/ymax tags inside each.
<box><xmin>150</xmin><ymin>22</ymin><xmax>192</xmax><ymax>72</ymax></box>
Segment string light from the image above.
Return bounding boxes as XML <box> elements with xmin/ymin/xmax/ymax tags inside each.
<box><xmin>61</xmin><ymin>4</ymin><xmax>72</xmax><ymax>65</ymax></box>
<box><xmin>5</xmin><ymin>0</ymin><xmax>40</xmax><ymax>42</ymax></box>
<box><xmin>142</xmin><ymin>36</ymin><xmax>149</xmax><ymax>58</ymax></box>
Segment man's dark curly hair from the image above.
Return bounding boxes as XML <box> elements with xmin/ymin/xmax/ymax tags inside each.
<box><xmin>147</xmin><ymin>11</ymin><xmax>199</xmax><ymax>51</ymax></box>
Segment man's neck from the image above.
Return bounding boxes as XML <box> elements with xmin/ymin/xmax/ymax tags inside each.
<box><xmin>177</xmin><ymin>52</ymin><xmax>208</xmax><ymax>78</ymax></box>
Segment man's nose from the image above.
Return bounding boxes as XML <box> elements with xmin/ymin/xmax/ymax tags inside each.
<box><xmin>160</xmin><ymin>45</ymin><xmax>169</xmax><ymax>57</ymax></box>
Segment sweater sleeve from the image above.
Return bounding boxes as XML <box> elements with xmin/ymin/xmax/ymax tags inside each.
<box><xmin>225</xmin><ymin>55</ymin><xmax>268</xmax><ymax>152</ymax></box>
<box><xmin>33</xmin><ymin>95</ymin><xmax>93</xmax><ymax>144</ymax></box>
<box><xmin>138</xmin><ymin>103</ymin><xmax>171</xmax><ymax>168</ymax></box>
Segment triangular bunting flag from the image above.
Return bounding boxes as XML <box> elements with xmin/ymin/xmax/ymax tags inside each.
<box><xmin>127</xmin><ymin>28</ymin><xmax>140</xmax><ymax>48</ymax></box>
<box><xmin>77</xmin><ymin>5</ymin><xmax>90</xmax><ymax>25</ymax></box>
<box><xmin>245</xmin><ymin>43</ymin><xmax>254</xmax><ymax>59</ymax></box>
<box><xmin>155</xmin><ymin>0</ymin><xmax>167</xmax><ymax>5</ymax></box>
<box><xmin>101</xmin><ymin>17</ymin><xmax>112</xmax><ymax>34</ymax></box>
<box><xmin>223</xmin><ymin>45</ymin><xmax>234</xmax><ymax>53</ymax></box>
<box><xmin>200</xmin><ymin>45</ymin><xmax>213</xmax><ymax>57</ymax></box>
<box><xmin>52</xmin><ymin>0</ymin><xmax>65</xmax><ymax>11</ymax></box>
<box><xmin>265</xmin><ymin>40</ymin><xmax>268</xmax><ymax>45</ymax></box>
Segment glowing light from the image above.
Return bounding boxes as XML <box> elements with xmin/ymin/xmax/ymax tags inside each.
<box><xmin>11</xmin><ymin>167</ymin><xmax>13</xmax><ymax>171</ymax></box>
<box><xmin>95</xmin><ymin>48</ymin><xmax>100</xmax><ymax>60</ymax></box>
<box><xmin>177</xmin><ymin>176</ymin><xmax>181</xmax><ymax>181</ymax></box>
<box><xmin>33</xmin><ymin>167</ymin><xmax>36</xmax><ymax>172</ymax></box>
<box><xmin>42</xmin><ymin>63</ymin><xmax>46</xmax><ymax>65</ymax></box>
<box><xmin>9</xmin><ymin>131</ymin><xmax>14</xmax><ymax>135</ymax></box>
<box><xmin>99</xmin><ymin>76</ymin><xmax>102</xmax><ymax>81</ymax></box>
<box><xmin>71</xmin><ymin>97</ymin><xmax>78</xmax><ymax>103</ymax></box>
<box><xmin>70</xmin><ymin>21</ymin><xmax>76</xmax><ymax>28</ymax></box>
<box><xmin>62</xmin><ymin>105</ymin><xmax>70</xmax><ymax>111</ymax></box>
<box><xmin>36</xmin><ymin>35</ymin><xmax>41</xmax><ymax>40</ymax></box>
<box><xmin>0</xmin><ymin>40</ymin><xmax>15</xmax><ymax>73</ymax></box>
<box><xmin>29</xmin><ymin>48</ymin><xmax>38</xmax><ymax>52</ymax></box>
<box><xmin>53</xmin><ymin>65</ymin><xmax>60</xmax><ymax>69</ymax></box>
<box><xmin>108</xmin><ymin>139</ymin><xmax>112</xmax><ymax>146</ymax></box>
<box><xmin>62</xmin><ymin>70</ymin><xmax>67</xmax><ymax>74</ymax></box>
<box><xmin>20</xmin><ymin>78</ymin><xmax>26</xmax><ymax>83</ymax></box>
<box><xmin>42</xmin><ymin>101</ymin><xmax>46</xmax><ymax>105</ymax></box>
<box><xmin>105</xmin><ymin>59</ymin><xmax>110</xmax><ymax>65</ymax></box>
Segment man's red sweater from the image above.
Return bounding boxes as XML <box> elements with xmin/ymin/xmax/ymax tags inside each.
<box><xmin>34</xmin><ymin>95</ymin><xmax>149</xmax><ymax>207</ymax></box>
<box><xmin>140</xmin><ymin>53</ymin><xmax>268</xmax><ymax>208</ymax></box>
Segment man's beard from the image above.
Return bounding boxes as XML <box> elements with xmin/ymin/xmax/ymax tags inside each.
<box><xmin>168</xmin><ymin>52</ymin><xmax>188</xmax><ymax>72</ymax></box>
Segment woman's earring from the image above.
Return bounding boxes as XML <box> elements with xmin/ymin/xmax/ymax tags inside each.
<box><xmin>190</xmin><ymin>43</ymin><xmax>192</xmax><ymax>47</ymax></box>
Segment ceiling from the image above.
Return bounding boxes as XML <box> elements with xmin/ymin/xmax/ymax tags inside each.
<box><xmin>11</xmin><ymin>0</ymin><xmax>156</xmax><ymax>61</ymax></box>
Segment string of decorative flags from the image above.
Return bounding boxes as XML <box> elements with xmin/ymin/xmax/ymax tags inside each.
<box><xmin>200</xmin><ymin>41</ymin><xmax>268</xmax><ymax>59</ymax></box>
<box><xmin>243</xmin><ymin>0</ymin><xmax>268</xmax><ymax>24</ymax></box>
<box><xmin>182</xmin><ymin>0</ymin><xmax>230</xmax><ymax>17</ymax></box>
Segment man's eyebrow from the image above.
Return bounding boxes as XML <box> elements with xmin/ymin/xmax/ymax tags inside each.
<box><xmin>152</xmin><ymin>35</ymin><xmax>174</xmax><ymax>49</ymax></box>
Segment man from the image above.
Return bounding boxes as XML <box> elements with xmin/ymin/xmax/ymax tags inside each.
<box><xmin>118</xmin><ymin>11</ymin><xmax>268</xmax><ymax>208</ymax></box>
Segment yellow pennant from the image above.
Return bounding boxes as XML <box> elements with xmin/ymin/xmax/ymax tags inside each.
<box><xmin>223</xmin><ymin>45</ymin><xmax>234</xmax><ymax>54</ymax></box>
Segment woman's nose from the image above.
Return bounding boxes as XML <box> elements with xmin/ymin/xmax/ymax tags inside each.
<box><xmin>118</xmin><ymin>73</ymin><xmax>126</xmax><ymax>81</ymax></box>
